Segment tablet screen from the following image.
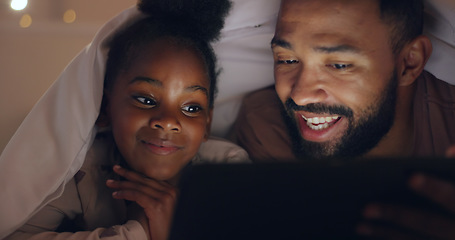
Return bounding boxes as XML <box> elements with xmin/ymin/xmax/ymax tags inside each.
<box><xmin>169</xmin><ymin>157</ymin><xmax>455</xmax><ymax>240</ymax></box>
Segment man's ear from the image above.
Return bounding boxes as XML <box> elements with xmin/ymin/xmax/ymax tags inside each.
<box><xmin>95</xmin><ymin>90</ymin><xmax>110</xmax><ymax>127</ymax></box>
<box><xmin>204</xmin><ymin>108</ymin><xmax>213</xmax><ymax>142</ymax></box>
<box><xmin>397</xmin><ymin>35</ymin><xmax>432</xmax><ymax>86</ymax></box>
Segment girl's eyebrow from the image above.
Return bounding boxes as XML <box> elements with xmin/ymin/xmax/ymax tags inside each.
<box><xmin>129</xmin><ymin>76</ymin><xmax>162</xmax><ymax>86</ymax></box>
<box><xmin>129</xmin><ymin>77</ymin><xmax>208</xmax><ymax>97</ymax></box>
<box><xmin>186</xmin><ymin>85</ymin><xmax>208</xmax><ymax>97</ymax></box>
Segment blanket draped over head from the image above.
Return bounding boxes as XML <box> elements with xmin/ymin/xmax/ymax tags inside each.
<box><xmin>0</xmin><ymin>0</ymin><xmax>453</xmax><ymax>238</ymax></box>
<box><xmin>0</xmin><ymin>7</ymin><xmax>145</xmax><ymax>238</ymax></box>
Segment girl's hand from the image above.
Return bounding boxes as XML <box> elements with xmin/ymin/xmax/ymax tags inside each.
<box><xmin>106</xmin><ymin>165</ymin><xmax>178</xmax><ymax>240</ymax></box>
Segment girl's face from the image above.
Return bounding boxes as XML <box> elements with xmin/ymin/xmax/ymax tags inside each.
<box><xmin>106</xmin><ymin>38</ymin><xmax>212</xmax><ymax>183</ymax></box>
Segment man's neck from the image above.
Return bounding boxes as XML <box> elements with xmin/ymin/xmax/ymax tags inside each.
<box><xmin>366</xmin><ymin>82</ymin><xmax>417</xmax><ymax>158</ymax></box>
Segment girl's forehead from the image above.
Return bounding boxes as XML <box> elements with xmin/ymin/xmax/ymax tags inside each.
<box><xmin>120</xmin><ymin>39</ymin><xmax>210</xmax><ymax>87</ymax></box>
<box><xmin>131</xmin><ymin>38</ymin><xmax>205</xmax><ymax>68</ymax></box>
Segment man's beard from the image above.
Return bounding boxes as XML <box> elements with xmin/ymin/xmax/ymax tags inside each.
<box><xmin>282</xmin><ymin>70</ymin><xmax>398</xmax><ymax>160</ymax></box>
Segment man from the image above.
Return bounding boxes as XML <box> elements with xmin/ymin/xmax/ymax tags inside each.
<box><xmin>233</xmin><ymin>0</ymin><xmax>455</xmax><ymax>238</ymax></box>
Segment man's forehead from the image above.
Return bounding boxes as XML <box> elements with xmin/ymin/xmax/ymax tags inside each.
<box><xmin>276</xmin><ymin>0</ymin><xmax>384</xmax><ymax>36</ymax></box>
<box><xmin>278</xmin><ymin>0</ymin><xmax>379</xmax><ymax>19</ymax></box>
<box><xmin>274</xmin><ymin>0</ymin><xmax>390</xmax><ymax>54</ymax></box>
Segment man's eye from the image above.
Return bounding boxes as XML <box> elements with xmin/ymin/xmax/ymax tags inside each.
<box><xmin>182</xmin><ymin>105</ymin><xmax>202</xmax><ymax>114</ymax></box>
<box><xmin>134</xmin><ymin>96</ymin><xmax>156</xmax><ymax>106</ymax></box>
<box><xmin>277</xmin><ymin>59</ymin><xmax>299</xmax><ymax>64</ymax></box>
<box><xmin>328</xmin><ymin>63</ymin><xmax>352</xmax><ymax>70</ymax></box>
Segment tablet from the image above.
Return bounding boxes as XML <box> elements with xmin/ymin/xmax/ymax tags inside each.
<box><xmin>169</xmin><ymin>158</ymin><xmax>455</xmax><ymax>240</ymax></box>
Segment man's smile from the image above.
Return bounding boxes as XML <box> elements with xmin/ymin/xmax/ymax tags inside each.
<box><xmin>301</xmin><ymin>114</ymin><xmax>341</xmax><ymax>130</ymax></box>
<box><xmin>296</xmin><ymin>111</ymin><xmax>347</xmax><ymax>143</ymax></box>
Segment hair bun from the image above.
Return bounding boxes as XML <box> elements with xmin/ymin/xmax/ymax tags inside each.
<box><xmin>137</xmin><ymin>0</ymin><xmax>232</xmax><ymax>42</ymax></box>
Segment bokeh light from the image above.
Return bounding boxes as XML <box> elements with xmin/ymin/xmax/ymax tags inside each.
<box><xmin>10</xmin><ymin>0</ymin><xmax>28</xmax><ymax>11</ymax></box>
<box><xmin>63</xmin><ymin>9</ymin><xmax>76</xmax><ymax>24</ymax></box>
<box><xmin>19</xmin><ymin>14</ymin><xmax>32</xmax><ymax>28</ymax></box>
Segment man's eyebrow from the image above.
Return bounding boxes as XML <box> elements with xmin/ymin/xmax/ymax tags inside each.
<box><xmin>271</xmin><ymin>37</ymin><xmax>292</xmax><ymax>50</ymax></box>
<box><xmin>186</xmin><ymin>85</ymin><xmax>209</xmax><ymax>97</ymax></box>
<box><xmin>313</xmin><ymin>45</ymin><xmax>361</xmax><ymax>54</ymax></box>
<box><xmin>129</xmin><ymin>76</ymin><xmax>162</xmax><ymax>86</ymax></box>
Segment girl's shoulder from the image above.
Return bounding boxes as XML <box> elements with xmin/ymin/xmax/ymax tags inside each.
<box><xmin>194</xmin><ymin>137</ymin><xmax>251</xmax><ymax>164</ymax></box>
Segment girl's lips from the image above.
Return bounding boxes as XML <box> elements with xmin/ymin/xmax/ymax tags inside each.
<box><xmin>140</xmin><ymin>139</ymin><xmax>182</xmax><ymax>155</ymax></box>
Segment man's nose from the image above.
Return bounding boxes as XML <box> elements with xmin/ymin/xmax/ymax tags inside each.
<box><xmin>290</xmin><ymin>67</ymin><xmax>329</xmax><ymax>106</ymax></box>
<box><xmin>150</xmin><ymin>110</ymin><xmax>182</xmax><ymax>133</ymax></box>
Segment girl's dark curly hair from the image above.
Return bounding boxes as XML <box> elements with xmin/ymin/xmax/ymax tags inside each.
<box><xmin>104</xmin><ymin>0</ymin><xmax>232</xmax><ymax>108</ymax></box>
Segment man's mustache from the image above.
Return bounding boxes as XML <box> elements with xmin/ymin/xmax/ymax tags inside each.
<box><xmin>285</xmin><ymin>98</ymin><xmax>353</xmax><ymax>118</ymax></box>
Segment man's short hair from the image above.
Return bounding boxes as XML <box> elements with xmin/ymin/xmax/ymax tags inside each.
<box><xmin>379</xmin><ymin>0</ymin><xmax>424</xmax><ymax>54</ymax></box>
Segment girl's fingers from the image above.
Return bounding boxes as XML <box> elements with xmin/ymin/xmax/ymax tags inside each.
<box><xmin>112</xmin><ymin>188</ymin><xmax>151</xmax><ymax>204</ymax></box>
<box><xmin>112</xmin><ymin>188</ymin><xmax>176</xmax><ymax>214</ymax></box>
<box><xmin>113</xmin><ymin>165</ymin><xmax>173</xmax><ymax>192</ymax></box>
<box><xmin>106</xmin><ymin>179</ymin><xmax>177</xmax><ymax>202</ymax></box>
<box><xmin>113</xmin><ymin>189</ymin><xmax>161</xmax><ymax>211</ymax></box>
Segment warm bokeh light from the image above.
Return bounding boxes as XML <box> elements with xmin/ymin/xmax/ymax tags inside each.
<box><xmin>19</xmin><ymin>14</ymin><xmax>32</xmax><ymax>28</ymax></box>
<box><xmin>63</xmin><ymin>9</ymin><xmax>77</xmax><ymax>24</ymax></box>
<box><xmin>10</xmin><ymin>0</ymin><xmax>28</xmax><ymax>11</ymax></box>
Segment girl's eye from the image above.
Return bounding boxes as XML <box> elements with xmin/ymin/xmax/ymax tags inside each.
<box><xmin>182</xmin><ymin>105</ymin><xmax>203</xmax><ymax>115</ymax></box>
<box><xmin>328</xmin><ymin>63</ymin><xmax>352</xmax><ymax>70</ymax></box>
<box><xmin>134</xmin><ymin>96</ymin><xmax>156</xmax><ymax>106</ymax></box>
<box><xmin>277</xmin><ymin>59</ymin><xmax>300</xmax><ymax>64</ymax></box>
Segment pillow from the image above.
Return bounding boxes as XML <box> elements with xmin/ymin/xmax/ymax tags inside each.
<box><xmin>424</xmin><ymin>0</ymin><xmax>455</xmax><ymax>84</ymax></box>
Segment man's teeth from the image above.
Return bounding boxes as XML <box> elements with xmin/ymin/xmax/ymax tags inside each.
<box><xmin>301</xmin><ymin>115</ymin><xmax>339</xmax><ymax>130</ymax></box>
<box><xmin>308</xmin><ymin>122</ymin><xmax>330</xmax><ymax>130</ymax></box>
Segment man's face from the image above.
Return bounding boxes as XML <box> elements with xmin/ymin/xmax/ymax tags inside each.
<box><xmin>272</xmin><ymin>0</ymin><xmax>398</xmax><ymax>159</ymax></box>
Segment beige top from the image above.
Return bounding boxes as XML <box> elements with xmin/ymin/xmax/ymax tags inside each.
<box><xmin>5</xmin><ymin>135</ymin><xmax>250</xmax><ymax>240</ymax></box>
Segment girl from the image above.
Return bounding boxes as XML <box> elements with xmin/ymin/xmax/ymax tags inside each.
<box><xmin>5</xmin><ymin>1</ymin><xmax>249</xmax><ymax>239</ymax></box>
